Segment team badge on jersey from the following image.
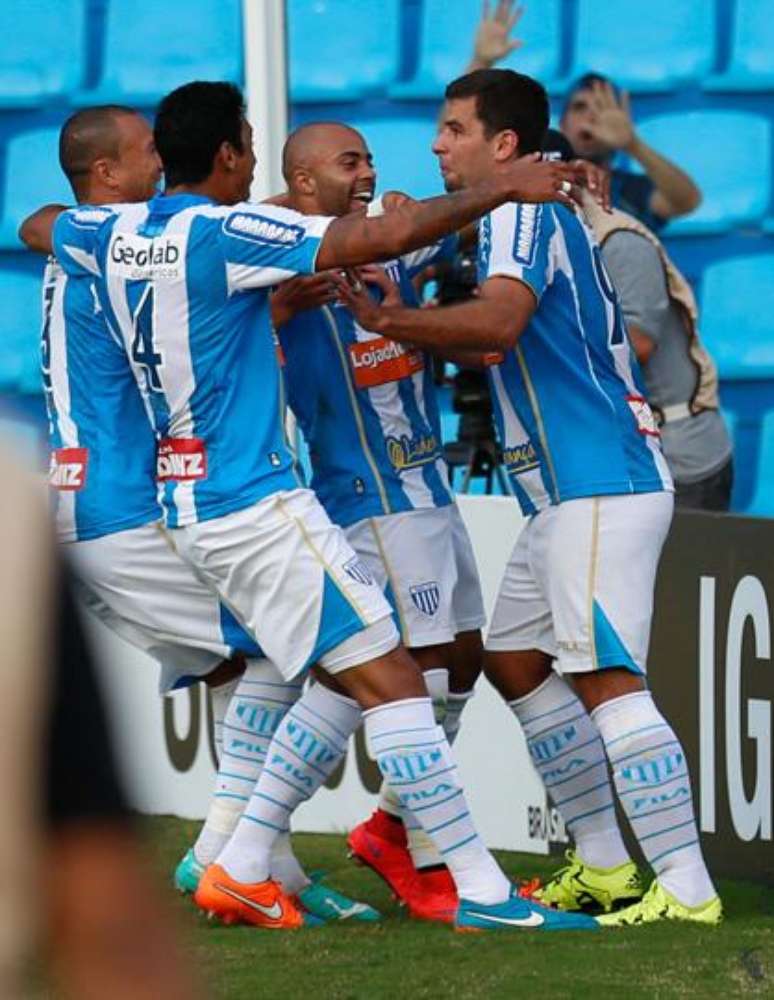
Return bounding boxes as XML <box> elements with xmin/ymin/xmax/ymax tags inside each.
<box><xmin>343</xmin><ymin>556</ymin><xmax>374</xmax><ymax>586</ymax></box>
<box><xmin>410</xmin><ymin>582</ymin><xmax>440</xmax><ymax>617</ymax></box>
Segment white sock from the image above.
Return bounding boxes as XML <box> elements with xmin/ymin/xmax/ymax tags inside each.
<box><xmin>593</xmin><ymin>691</ymin><xmax>717</xmax><ymax>907</ymax></box>
<box><xmin>443</xmin><ymin>689</ymin><xmax>474</xmax><ymax>747</ymax></box>
<box><xmin>376</xmin><ymin>667</ymin><xmax>449</xmax><ymax>825</ymax></box>
<box><xmin>193</xmin><ymin>659</ymin><xmax>301</xmax><ymax>866</ymax></box>
<box><xmin>364</xmin><ymin>697</ymin><xmax>509</xmax><ymax>905</ymax></box>
<box><xmin>510</xmin><ymin>672</ymin><xmax>629</xmax><ymax>869</ymax></box>
<box><xmin>270</xmin><ymin>831</ymin><xmax>309</xmax><ymax>895</ymax></box>
<box><xmin>209</xmin><ymin>675</ymin><xmax>240</xmax><ymax>760</ymax></box>
<box><xmin>217</xmin><ymin>683</ymin><xmax>361</xmax><ymax>883</ymax></box>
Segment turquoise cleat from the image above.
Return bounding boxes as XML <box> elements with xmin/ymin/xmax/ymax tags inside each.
<box><xmin>296</xmin><ymin>872</ymin><xmax>382</xmax><ymax>923</ymax></box>
<box><xmin>174</xmin><ymin>848</ymin><xmax>205</xmax><ymax>895</ymax></box>
<box><xmin>456</xmin><ymin>887</ymin><xmax>599</xmax><ymax>932</ymax></box>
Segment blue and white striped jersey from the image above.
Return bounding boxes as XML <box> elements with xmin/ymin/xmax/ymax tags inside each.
<box><xmin>53</xmin><ymin>194</ymin><xmax>333</xmax><ymax>527</ymax></box>
<box><xmin>41</xmin><ymin>252</ymin><xmax>159</xmax><ymax>542</ymax></box>
<box><xmin>280</xmin><ymin>240</ymin><xmax>455</xmax><ymax>529</ymax></box>
<box><xmin>478</xmin><ymin>202</ymin><xmax>673</xmax><ymax>516</ymax></box>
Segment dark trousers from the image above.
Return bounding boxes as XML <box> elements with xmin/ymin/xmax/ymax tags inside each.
<box><xmin>674</xmin><ymin>457</ymin><xmax>733</xmax><ymax>512</ymax></box>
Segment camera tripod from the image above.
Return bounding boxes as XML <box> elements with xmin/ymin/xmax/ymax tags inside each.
<box><xmin>443</xmin><ymin>436</ymin><xmax>512</xmax><ymax>496</ymax></box>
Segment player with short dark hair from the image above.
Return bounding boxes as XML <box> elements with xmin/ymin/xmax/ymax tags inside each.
<box><xmin>337</xmin><ymin>68</ymin><xmax>721</xmax><ymax>928</ymax></box>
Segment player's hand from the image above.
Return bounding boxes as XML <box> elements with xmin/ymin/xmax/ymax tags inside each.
<box><xmin>358</xmin><ymin>265</ymin><xmax>404</xmax><ymax>308</ymax></box>
<box><xmin>270</xmin><ymin>273</ymin><xmax>337</xmax><ymax>329</ymax></box>
<box><xmin>569</xmin><ymin>158</ymin><xmax>612</xmax><ymax>213</ymax></box>
<box><xmin>501</xmin><ymin>153</ymin><xmax>579</xmax><ymax>208</ymax></box>
<box><xmin>379</xmin><ymin>190</ymin><xmax>419</xmax><ymax>213</ymax></box>
<box><xmin>471</xmin><ymin>0</ymin><xmax>525</xmax><ymax>69</ymax></box>
<box><xmin>585</xmin><ymin>81</ymin><xmax>635</xmax><ymax>153</ymax></box>
<box><xmin>332</xmin><ymin>271</ymin><xmax>390</xmax><ymax>334</ymax></box>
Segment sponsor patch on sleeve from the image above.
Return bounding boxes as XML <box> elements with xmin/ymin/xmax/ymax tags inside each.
<box><xmin>511</xmin><ymin>204</ymin><xmax>541</xmax><ymax>267</ymax></box>
<box><xmin>224</xmin><ymin>212</ymin><xmax>305</xmax><ymax>247</ymax></box>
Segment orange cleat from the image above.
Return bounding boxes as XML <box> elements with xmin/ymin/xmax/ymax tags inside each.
<box><xmin>347</xmin><ymin>809</ymin><xmax>416</xmax><ymax>899</ymax></box>
<box><xmin>194</xmin><ymin>864</ymin><xmax>306</xmax><ymax>929</ymax></box>
<box><xmin>404</xmin><ymin>867</ymin><xmax>458</xmax><ymax>924</ymax></box>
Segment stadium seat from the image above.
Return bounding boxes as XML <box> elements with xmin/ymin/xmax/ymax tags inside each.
<box><xmin>0</xmin><ymin>0</ymin><xmax>86</xmax><ymax>106</ymax></box>
<box><xmin>700</xmin><ymin>255</ymin><xmax>774</xmax><ymax>379</ymax></box>
<box><xmin>0</xmin><ymin>129</ymin><xmax>73</xmax><ymax>249</ymax></box>
<box><xmin>633</xmin><ymin>112</ymin><xmax>771</xmax><ymax>235</ymax></box>
<box><xmin>0</xmin><ymin>268</ymin><xmax>42</xmax><ymax>393</ymax></box>
<box><xmin>389</xmin><ymin>0</ymin><xmax>562</xmax><ymax>99</ymax></box>
<box><xmin>562</xmin><ymin>0</ymin><xmax>714</xmax><ymax>92</ymax></box>
<box><xmin>704</xmin><ymin>0</ymin><xmax>774</xmax><ymax>92</ymax></box>
<box><xmin>746</xmin><ymin>412</ymin><xmax>774</xmax><ymax>517</ymax></box>
<box><xmin>356</xmin><ymin>117</ymin><xmax>443</xmax><ymax>199</ymax></box>
<box><xmin>72</xmin><ymin>0</ymin><xmax>242</xmax><ymax>105</ymax></box>
<box><xmin>288</xmin><ymin>0</ymin><xmax>401</xmax><ymax>102</ymax></box>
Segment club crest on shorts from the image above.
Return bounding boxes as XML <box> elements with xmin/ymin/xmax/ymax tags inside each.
<box><xmin>343</xmin><ymin>556</ymin><xmax>373</xmax><ymax>586</ymax></box>
<box><xmin>410</xmin><ymin>582</ymin><xmax>440</xmax><ymax>617</ymax></box>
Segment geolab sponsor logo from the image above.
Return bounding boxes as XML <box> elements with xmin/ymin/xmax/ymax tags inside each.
<box><xmin>109</xmin><ymin>233</ymin><xmax>183</xmax><ymax>279</ymax></box>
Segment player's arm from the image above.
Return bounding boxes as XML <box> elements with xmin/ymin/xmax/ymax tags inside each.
<box><xmin>18</xmin><ymin>204</ymin><xmax>68</xmax><ymax>254</ymax></box>
<box><xmin>335</xmin><ymin>272</ymin><xmax>535</xmax><ymax>353</ymax></box>
<box><xmin>315</xmin><ymin>155</ymin><xmax>578</xmax><ymax>270</ymax></box>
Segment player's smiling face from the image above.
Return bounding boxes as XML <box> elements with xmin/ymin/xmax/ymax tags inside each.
<box><xmin>113</xmin><ymin>113</ymin><xmax>162</xmax><ymax>201</ymax></box>
<box><xmin>433</xmin><ymin>97</ymin><xmax>499</xmax><ymax>192</ymax></box>
<box><xmin>312</xmin><ymin>129</ymin><xmax>376</xmax><ymax>217</ymax></box>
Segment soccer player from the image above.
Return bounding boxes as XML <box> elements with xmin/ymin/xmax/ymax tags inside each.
<box><xmin>19</xmin><ymin>106</ymin><xmax>374</xmax><ymax>924</ymax></box>
<box><xmin>53</xmin><ymin>81</ymin><xmax>595</xmax><ymax>932</ymax></box>
<box><xmin>336</xmin><ymin>68</ymin><xmax>722</xmax><ymax>927</ymax></box>
<box><xmin>264</xmin><ymin>122</ymin><xmax>490</xmax><ymax>922</ymax></box>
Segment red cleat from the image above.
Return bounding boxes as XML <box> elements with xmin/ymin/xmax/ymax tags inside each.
<box><xmin>347</xmin><ymin>809</ymin><xmax>416</xmax><ymax>898</ymax></box>
<box><xmin>403</xmin><ymin>867</ymin><xmax>458</xmax><ymax>924</ymax></box>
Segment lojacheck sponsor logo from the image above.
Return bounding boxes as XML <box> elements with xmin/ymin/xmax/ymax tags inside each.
<box><xmin>224</xmin><ymin>212</ymin><xmax>305</xmax><ymax>246</ymax></box>
<box><xmin>109</xmin><ymin>233</ymin><xmax>183</xmax><ymax>279</ymax></box>
<box><xmin>349</xmin><ymin>336</ymin><xmax>424</xmax><ymax>389</ymax></box>
<box><xmin>49</xmin><ymin>447</ymin><xmax>88</xmax><ymax>491</ymax></box>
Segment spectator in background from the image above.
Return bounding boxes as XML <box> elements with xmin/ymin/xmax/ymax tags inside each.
<box><xmin>467</xmin><ymin>2</ymin><xmax>702</xmax><ymax>230</ymax></box>
<box><xmin>544</xmin><ymin>130</ymin><xmax>733</xmax><ymax>512</ymax></box>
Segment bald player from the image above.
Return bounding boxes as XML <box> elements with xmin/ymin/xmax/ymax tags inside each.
<box><xmin>261</xmin><ymin>122</ymin><xmax>489</xmax><ymax>923</ymax></box>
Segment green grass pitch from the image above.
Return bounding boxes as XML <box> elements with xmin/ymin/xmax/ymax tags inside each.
<box><xmin>147</xmin><ymin>817</ymin><xmax>774</xmax><ymax>999</ymax></box>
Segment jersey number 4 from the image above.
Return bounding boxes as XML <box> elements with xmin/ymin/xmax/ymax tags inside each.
<box><xmin>131</xmin><ymin>285</ymin><xmax>163</xmax><ymax>392</ymax></box>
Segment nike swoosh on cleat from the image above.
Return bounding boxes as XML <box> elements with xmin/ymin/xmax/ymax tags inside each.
<box><xmin>213</xmin><ymin>882</ymin><xmax>284</xmax><ymax>920</ymax></box>
<box><xmin>465</xmin><ymin>910</ymin><xmax>545</xmax><ymax>928</ymax></box>
<box><xmin>326</xmin><ymin>900</ymin><xmax>367</xmax><ymax>919</ymax></box>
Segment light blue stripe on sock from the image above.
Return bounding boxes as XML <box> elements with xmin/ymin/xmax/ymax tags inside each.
<box><xmin>605</xmin><ymin>722</ymin><xmax>670</xmax><ymax>750</ymax></box>
<box><xmin>440</xmin><ymin>832</ymin><xmax>478</xmax><ymax>856</ymax></box>
<box><xmin>609</xmin><ymin>737</ymin><xmax>680</xmax><ymax>768</ymax></box>
<box><xmin>518</xmin><ymin>698</ymin><xmax>579</xmax><ymax>728</ymax></box>
<box><xmin>532</xmin><ymin>733</ymin><xmax>602</xmax><ymax>768</ymax></box>
<box><xmin>618</xmin><ymin>772</ymin><xmax>688</xmax><ymax>797</ymax></box>
<box><xmin>241</xmin><ymin>814</ymin><xmax>287</xmax><ymax>833</ymax></box>
<box><xmin>252</xmin><ymin>791</ymin><xmax>292</xmax><ymax>812</ymax></box>
<box><xmin>528</xmin><ymin>709</ymin><xmax>590</xmax><ymax>744</ymax></box>
<box><xmin>263</xmin><ymin>768</ymin><xmax>312</xmax><ymax>800</ymax></box>
<box><xmin>635</xmin><ymin>817</ymin><xmax>695</xmax><ymax>844</ymax></box>
<box><xmin>382</xmin><ymin>763</ymin><xmax>456</xmax><ymax>787</ymax></box>
<box><xmin>293</xmin><ymin>700</ymin><xmax>348</xmax><ymax>742</ymax></box>
<box><xmin>214</xmin><ymin>792</ymin><xmax>248</xmax><ymax>802</ymax></box>
<box><xmin>569</xmin><ymin>802</ymin><xmax>615</xmax><ymax>825</ymax></box>
<box><xmin>649</xmin><ymin>838</ymin><xmax>699</xmax><ymax>867</ymax></box>
<box><xmin>369</xmin><ymin>726</ymin><xmax>435</xmax><ymax>742</ymax></box>
<box><xmin>554</xmin><ymin>777</ymin><xmax>612</xmax><ymax>810</ymax></box>
<box><xmin>372</xmin><ymin>737</ymin><xmax>444</xmax><ymax>754</ymax></box>
<box><xmin>544</xmin><ymin>757</ymin><xmax>606</xmax><ymax>791</ymax></box>
<box><xmin>283</xmin><ymin>708</ymin><xmax>341</xmax><ymax>752</ymax></box>
<box><xmin>273</xmin><ymin>736</ymin><xmax>334</xmax><ymax>780</ymax></box>
<box><xmin>410</xmin><ymin>788</ymin><xmax>464</xmax><ymax>813</ymax></box>
<box><xmin>426</xmin><ymin>810</ymin><xmax>470</xmax><ymax>836</ymax></box>
<box><xmin>222</xmin><ymin>750</ymin><xmax>267</xmax><ymax>765</ymax></box>
<box><xmin>630</xmin><ymin>795</ymin><xmax>691</xmax><ymax>822</ymax></box>
<box><xmin>218</xmin><ymin>770</ymin><xmax>259</xmax><ymax>783</ymax></box>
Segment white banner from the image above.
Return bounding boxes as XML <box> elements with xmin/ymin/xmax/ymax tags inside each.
<box><xmin>87</xmin><ymin>495</ymin><xmax>566</xmax><ymax>854</ymax></box>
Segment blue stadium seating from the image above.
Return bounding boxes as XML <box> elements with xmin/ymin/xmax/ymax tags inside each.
<box><xmin>0</xmin><ymin>129</ymin><xmax>72</xmax><ymax>249</ymax></box>
<box><xmin>288</xmin><ymin>0</ymin><xmax>401</xmax><ymax>102</ymax></box>
<box><xmin>746</xmin><ymin>412</ymin><xmax>774</xmax><ymax>516</ymax></box>
<box><xmin>564</xmin><ymin>0</ymin><xmax>715</xmax><ymax>92</ymax></box>
<box><xmin>634</xmin><ymin>112</ymin><xmax>771</xmax><ymax>235</ymax></box>
<box><xmin>356</xmin><ymin>117</ymin><xmax>443</xmax><ymax>198</ymax></box>
<box><xmin>0</xmin><ymin>268</ymin><xmax>42</xmax><ymax>393</ymax></box>
<box><xmin>704</xmin><ymin>0</ymin><xmax>774</xmax><ymax>92</ymax></box>
<box><xmin>72</xmin><ymin>0</ymin><xmax>242</xmax><ymax>106</ymax></box>
<box><xmin>701</xmin><ymin>254</ymin><xmax>774</xmax><ymax>511</ymax></box>
<box><xmin>0</xmin><ymin>0</ymin><xmax>86</xmax><ymax>107</ymax></box>
<box><xmin>389</xmin><ymin>0</ymin><xmax>562</xmax><ymax>99</ymax></box>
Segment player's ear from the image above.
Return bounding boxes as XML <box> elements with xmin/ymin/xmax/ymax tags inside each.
<box><xmin>92</xmin><ymin>156</ymin><xmax>118</xmax><ymax>190</ymax></box>
<box><xmin>292</xmin><ymin>167</ymin><xmax>316</xmax><ymax>197</ymax></box>
<box><xmin>493</xmin><ymin>129</ymin><xmax>519</xmax><ymax>163</ymax></box>
<box><xmin>220</xmin><ymin>140</ymin><xmax>239</xmax><ymax>172</ymax></box>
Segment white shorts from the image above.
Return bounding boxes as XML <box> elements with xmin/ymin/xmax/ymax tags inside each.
<box><xmin>173</xmin><ymin>488</ymin><xmax>398</xmax><ymax>681</ymax></box>
<box><xmin>345</xmin><ymin>506</ymin><xmax>457</xmax><ymax>649</ymax></box>
<box><xmin>485</xmin><ymin>492</ymin><xmax>674</xmax><ymax>675</ymax></box>
<box><xmin>448</xmin><ymin>503</ymin><xmax>487</xmax><ymax>633</ymax></box>
<box><xmin>67</xmin><ymin>521</ymin><xmax>261</xmax><ymax>693</ymax></box>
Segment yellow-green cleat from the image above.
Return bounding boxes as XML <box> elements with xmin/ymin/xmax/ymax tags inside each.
<box><xmin>533</xmin><ymin>849</ymin><xmax>644</xmax><ymax>914</ymax></box>
<box><xmin>596</xmin><ymin>880</ymin><xmax>723</xmax><ymax>927</ymax></box>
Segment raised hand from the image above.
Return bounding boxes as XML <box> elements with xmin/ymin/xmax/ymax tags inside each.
<box><xmin>270</xmin><ymin>272</ymin><xmax>338</xmax><ymax>329</ymax></box>
<box><xmin>502</xmin><ymin>153</ymin><xmax>580</xmax><ymax>208</ymax></box>
<box><xmin>471</xmin><ymin>0</ymin><xmax>525</xmax><ymax>69</ymax></box>
<box><xmin>332</xmin><ymin>271</ymin><xmax>390</xmax><ymax>334</ymax></box>
<box><xmin>585</xmin><ymin>81</ymin><xmax>635</xmax><ymax>153</ymax></box>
